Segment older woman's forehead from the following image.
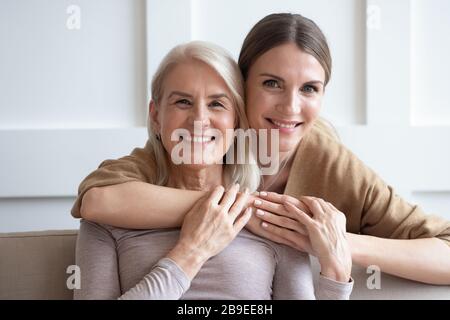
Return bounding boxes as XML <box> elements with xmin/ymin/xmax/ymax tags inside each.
<box><xmin>162</xmin><ymin>61</ymin><xmax>233</xmax><ymax>97</ymax></box>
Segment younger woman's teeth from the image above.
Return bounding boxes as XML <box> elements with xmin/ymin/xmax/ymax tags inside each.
<box><xmin>271</xmin><ymin>120</ymin><xmax>297</xmax><ymax>129</ymax></box>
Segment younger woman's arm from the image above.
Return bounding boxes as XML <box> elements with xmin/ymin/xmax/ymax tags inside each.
<box><xmin>80</xmin><ymin>181</ymin><xmax>207</xmax><ymax>229</ymax></box>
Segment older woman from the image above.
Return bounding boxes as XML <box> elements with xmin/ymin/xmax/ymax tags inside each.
<box><xmin>74</xmin><ymin>41</ymin><xmax>353</xmax><ymax>300</ymax></box>
<box><xmin>73</xmin><ymin>13</ymin><xmax>450</xmax><ymax>285</ymax></box>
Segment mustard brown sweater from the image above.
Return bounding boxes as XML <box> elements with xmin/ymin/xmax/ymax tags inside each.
<box><xmin>71</xmin><ymin>123</ymin><xmax>450</xmax><ymax>246</ymax></box>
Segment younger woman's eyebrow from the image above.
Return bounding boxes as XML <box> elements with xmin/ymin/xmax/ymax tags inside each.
<box><xmin>304</xmin><ymin>80</ymin><xmax>324</xmax><ymax>87</ymax></box>
<box><xmin>260</xmin><ymin>73</ymin><xmax>324</xmax><ymax>87</ymax></box>
<box><xmin>259</xmin><ymin>73</ymin><xmax>285</xmax><ymax>82</ymax></box>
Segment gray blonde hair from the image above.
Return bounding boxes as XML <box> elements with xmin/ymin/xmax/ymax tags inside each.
<box><xmin>147</xmin><ymin>41</ymin><xmax>260</xmax><ymax>192</ymax></box>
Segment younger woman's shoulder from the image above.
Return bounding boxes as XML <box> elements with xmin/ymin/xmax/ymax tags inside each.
<box><xmin>303</xmin><ymin>119</ymin><xmax>352</xmax><ymax>163</ymax></box>
<box><xmin>296</xmin><ymin>119</ymin><xmax>379</xmax><ymax>185</ymax></box>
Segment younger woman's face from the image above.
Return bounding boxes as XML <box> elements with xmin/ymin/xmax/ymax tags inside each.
<box><xmin>245</xmin><ymin>42</ymin><xmax>326</xmax><ymax>155</ymax></box>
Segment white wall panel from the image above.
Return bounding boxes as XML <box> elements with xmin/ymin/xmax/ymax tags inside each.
<box><xmin>411</xmin><ymin>0</ymin><xmax>450</xmax><ymax>126</ymax></box>
<box><xmin>0</xmin><ymin>0</ymin><xmax>147</xmax><ymax>129</ymax></box>
<box><xmin>1</xmin><ymin>0</ymin><xmax>449</xmax><ymax>232</ymax></box>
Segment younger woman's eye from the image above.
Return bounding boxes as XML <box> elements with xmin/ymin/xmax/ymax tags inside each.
<box><xmin>302</xmin><ymin>85</ymin><xmax>318</xmax><ymax>94</ymax></box>
<box><xmin>263</xmin><ymin>79</ymin><xmax>281</xmax><ymax>89</ymax></box>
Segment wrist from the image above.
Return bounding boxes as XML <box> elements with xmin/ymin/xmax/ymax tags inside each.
<box><xmin>319</xmin><ymin>257</ymin><xmax>351</xmax><ymax>283</ymax></box>
<box><xmin>346</xmin><ymin>232</ymin><xmax>371</xmax><ymax>266</ymax></box>
<box><xmin>166</xmin><ymin>242</ymin><xmax>209</xmax><ymax>280</ymax></box>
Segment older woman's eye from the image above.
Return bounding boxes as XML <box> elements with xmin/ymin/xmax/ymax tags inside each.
<box><xmin>209</xmin><ymin>101</ymin><xmax>225</xmax><ymax>108</ymax></box>
<box><xmin>176</xmin><ymin>99</ymin><xmax>192</xmax><ymax>106</ymax></box>
<box><xmin>263</xmin><ymin>79</ymin><xmax>281</xmax><ymax>89</ymax></box>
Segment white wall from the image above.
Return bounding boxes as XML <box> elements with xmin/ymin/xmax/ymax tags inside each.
<box><xmin>411</xmin><ymin>0</ymin><xmax>450</xmax><ymax>125</ymax></box>
<box><xmin>0</xmin><ymin>0</ymin><xmax>147</xmax><ymax>129</ymax></box>
<box><xmin>148</xmin><ymin>0</ymin><xmax>366</xmax><ymax>125</ymax></box>
<box><xmin>0</xmin><ymin>0</ymin><xmax>449</xmax><ymax>232</ymax></box>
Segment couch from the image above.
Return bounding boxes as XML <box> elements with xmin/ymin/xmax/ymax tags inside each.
<box><xmin>1</xmin><ymin>230</ymin><xmax>449</xmax><ymax>300</ymax></box>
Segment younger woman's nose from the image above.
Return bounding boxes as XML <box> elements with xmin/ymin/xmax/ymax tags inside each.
<box><xmin>276</xmin><ymin>92</ymin><xmax>302</xmax><ymax>115</ymax></box>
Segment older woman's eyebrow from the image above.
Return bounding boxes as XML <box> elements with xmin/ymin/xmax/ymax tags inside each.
<box><xmin>168</xmin><ymin>91</ymin><xmax>193</xmax><ymax>99</ymax></box>
<box><xmin>208</xmin><ymin>93</ymin><xmax>231</xmax><ymax>101</ymax></box>
<box><xmin>167</xmin><ymin>91</ymin><xmax>230</xmax><ymax>101</ymax></box>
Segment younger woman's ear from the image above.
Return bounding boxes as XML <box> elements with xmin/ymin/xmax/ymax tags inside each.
<box><xmin>149</xmin><ymin>100</ymin><xmax>160</xmax><ymax>132</ymax></box>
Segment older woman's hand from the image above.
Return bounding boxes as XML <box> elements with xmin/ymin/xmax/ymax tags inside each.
<box><xmin>246</xmin><ymin>192</ymin><xmax>352</xmax><ymax>282</ymax></box>
<box><xmin>167</xmin><ymin>184</ymin><xmax>251</xmax><ymax>279</ymax></box>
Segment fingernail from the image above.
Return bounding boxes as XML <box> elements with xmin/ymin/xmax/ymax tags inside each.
<box><xmin>260</xmin><ymin>191</ymin><xmax>268</xmax><ymax>197</ymax></box>
<box><xmin>261</xmin><ymin>222</ymin><xmax>268</xmax><ymax>228</ymax></box>
<box><xmin>256</xmin><ymin>209</ymin><xmax>265</xmax><ymax>216</ymax></box>
<box><xmin>254</xmin><ymin>200</ymin><xmax>262</xmax><ymax>206</ymax></box>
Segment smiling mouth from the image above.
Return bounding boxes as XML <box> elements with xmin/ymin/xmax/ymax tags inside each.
<box><xmin>265</xmin><ymin>118</ymin><xmax>303</xmax><ymax>129</ymax></box>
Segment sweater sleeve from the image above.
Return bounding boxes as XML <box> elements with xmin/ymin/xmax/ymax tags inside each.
<box><xmin>287</xmin><ymin>127</ymin><xmax>450</xmax><ymax>247</ymax></box>
<box><xmin>71</xmin><ymin>140</ymin><xmax>157</xmax><ymax>218</ymax></box>
<box><xmin>272</xmin><ymin>245</ymin><xmax>353</xmax><ymax>300</ymax></box>
<box><xmin>118</xmin><ymin>258</ymin><xmax>191</xmax><ymax>300</ymax></box>
<box><xmin>315</xmin><ymin>275</ymin><xmax>354</xmax><ymax>300</ymax></box>
<box><xmin>360</xmin><ymin>170</ymin><xmax>450</xmax><ymax>247</ymax></box>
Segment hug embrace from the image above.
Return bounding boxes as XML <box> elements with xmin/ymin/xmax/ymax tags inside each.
<box><xmin>70</xmin><ymin>13</ymin><xmax>450</xmax><ymax>300</ymax></box>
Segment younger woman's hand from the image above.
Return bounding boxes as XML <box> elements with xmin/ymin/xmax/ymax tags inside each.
<box><xmin>167</xmin><ymin>184</ymin><xmax>252</xmax><ymax>279</ymax></box>
<box><xmin>247</xmin><ymin>192</ymin><xmax>352</xmax><ymax>282</ymax></box>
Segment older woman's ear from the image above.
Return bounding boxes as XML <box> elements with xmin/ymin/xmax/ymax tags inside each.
<box><xmin>149</xmin><ymin>100</ymin><xmax>161</xmax><ymax>133</ymax></box>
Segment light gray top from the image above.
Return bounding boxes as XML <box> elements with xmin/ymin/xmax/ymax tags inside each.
<box><xmin>74</xmin><ymin>219</ymin><xmax>353</xmax><ymax>300</ymax></box>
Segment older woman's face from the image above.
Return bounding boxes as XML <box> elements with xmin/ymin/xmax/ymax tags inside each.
<box><xmin>152</xmin><ymin>60</ymin><xmax>236</xmax><ymax>166</ymax></box>
<box><xmin>245</xmin><ymin>43</ymin><xmax>325</xmax><ymax>154</ymax></box>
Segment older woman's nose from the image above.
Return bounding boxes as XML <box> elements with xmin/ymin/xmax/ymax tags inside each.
<box><xmin>189</xmin><ymin>103</ymin><xmax>211</xmax><ymax>127</ymax></box>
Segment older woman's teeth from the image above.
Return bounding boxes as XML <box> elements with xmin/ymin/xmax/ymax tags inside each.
<box><xmin>272</xmin><ymin>120</ymin><xmax>297</xmax><ymax>128</ymax></box>
<box><xmin>184</xmin><ymin>136</ymin><xmax>214</xmax><ymax>143</ymax></box>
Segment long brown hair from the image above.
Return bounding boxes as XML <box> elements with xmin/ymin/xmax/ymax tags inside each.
<box><xmin>238</xmin><ymin>13</ymin><xmax>339</xmax><ymax>141</ymax></box>
<box><xmin>238</xmin><ymin>13</ymin><xmax>332</xmax><ymax>86</ymax></box>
